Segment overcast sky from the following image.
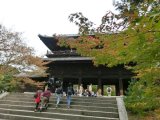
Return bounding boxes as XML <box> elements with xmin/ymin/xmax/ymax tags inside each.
<box><xmin>0</xmin><ymin>0</ymin><xmax>115</xmax><ymax>56</ymax></box>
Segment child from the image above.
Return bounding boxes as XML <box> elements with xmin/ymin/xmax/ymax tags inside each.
<box><xmin>34</xmin><ymin>89</ymin><xmax>42</xmax><ymax>112</ymax></box>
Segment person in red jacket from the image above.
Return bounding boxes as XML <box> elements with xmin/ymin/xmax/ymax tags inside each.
<box><xmin>34</xmin><ymin>89</ymin><xmax>42</xmax><ymax>112</ymax></box>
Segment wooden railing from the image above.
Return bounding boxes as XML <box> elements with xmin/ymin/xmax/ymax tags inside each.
<box><xmin>46</xmin><ymin>50</ymin><xmax>80</xmax><ymax>57</ymax></box>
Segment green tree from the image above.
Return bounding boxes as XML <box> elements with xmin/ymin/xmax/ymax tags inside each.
<box><xmin>68</xmin><ymin>12</ymin><xmax>95</xmax><ymax>34</ymax></box>
<box><xmin>58</xmin><ymin>0</ymin><xmax>160</xmax><ymax>117</ymax></box>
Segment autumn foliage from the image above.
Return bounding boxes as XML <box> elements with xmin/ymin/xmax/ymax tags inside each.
<box><xmin>58</xmin><ymin>0</ymin><xmax>160</xmax><ymax>117</ymax></box>
<box><xmin>0</xmin><ymin>24</ymin><xmax>48</xmax><ymax>92</ymax></box>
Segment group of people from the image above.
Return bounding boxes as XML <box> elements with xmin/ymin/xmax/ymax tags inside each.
<box><xmin>79</xmin><ymin>89</ymin><xmax>97</xmax><ymax>97</ymax></box>
<box><xmin>34</xmin><ymin>83</ymin><xmax>112</xmax><ymax>112</ymax></box>
<box><xmin>55</xmin><ymin>84</ymin><xmax>74</xmax><ymax>109</ymax></box>
<box><xmin>78</xmin><ymin>84</ymin><xmax>112</xmax><ymax>97</ymax></box>
<box><xmin>34</xmin><ymin>83</ymin><xmax>74</xmax><ymax>112</ymax></box>
<box><xmin>34</xmin><ymin>88</ymin><xmax>51</xmax><ymax>112</ymax></box>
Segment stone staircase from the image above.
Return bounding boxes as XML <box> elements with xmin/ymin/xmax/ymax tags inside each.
<box><xmin>0</xmin><ymin>93</ymin><xmax>120</xmax><ymax>120</ymax></box>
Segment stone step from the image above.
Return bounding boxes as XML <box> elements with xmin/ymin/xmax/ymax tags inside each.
<box><xmin>3</xmin><ymin>96</ymin><xmax>117</xmax><ymax>104</ymax></box>
<box><xmin>4</xmin><ymin>95</ymin><xmax>117</xmax><ymax>100</ymax></box>
<box><xmin>0</xmin><ymin>113</ymin><xmax>65</xmax><ymax>120</ymax></box>
<box><xmin>0</xmin><ymin>108</ymin><xmax>119</xmax><ymax>120</ymax></box>
<box><xmin>2</xmin><ymin>95</ymin><xmax>115</xmax><ymax>100</ymax></box>
<box><xmin>9</xmin><ymin>93</ymin><xmax>116</xmax><ymax>101</ymax></box>
<box><xmin>0</xmin><ymin>98</ymin><xmax>117</xmax><ymax>107</ymax></box>
<box><xmin>3</xmin><ymin>97</ymin><xmax>117</xmax><ymax>104</ymax></box>
<box><xmin>0</xmin><ymin>117</ymin><xmax>9</xmax><ymax>120</ymax></box>
<box><xmin>0</xmin><ymin>93</ymin><xmax>120</xmax><ymax>120</ymax></box>
<box><xmin>0</xmin><ymin>104</ymin><xmax>119</xmax><ymax>118</ymax></box>
<box><xmin>0</xmin><ymin>101</ymin><xmax>118</xmax><ymax>112</ymax></box>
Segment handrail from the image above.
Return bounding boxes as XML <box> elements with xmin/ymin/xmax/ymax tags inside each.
<box><xmin>116</xmin><ymin>96</ymin><xmax>128</xmax><ymax>120</ymax></box>
<box><xmin>0</xmin><ymin>92</ymin><xmax>9</xmax><ymax>99</ymax></box>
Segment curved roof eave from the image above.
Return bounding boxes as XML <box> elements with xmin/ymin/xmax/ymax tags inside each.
<box><xmin>38</xmin><ymin>34</ymin><xmax>81</xmax><ymax>51</ymax></box>
<box><xmin>38</xmin><ymin>34</ymin><xmax>58</xmax><ymax>51</ymax></box>
<box><xmin>38</xmin><ymin>34</ymin><xmax>95</xmax><ymax>51</ymax></box>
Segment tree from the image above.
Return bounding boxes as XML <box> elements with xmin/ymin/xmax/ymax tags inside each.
<box><xmin>58</xmin><ymin>0</ymin><xmax>160</xmax><ymax>117</ymax></box>
<box><xmin>68</xmin><ymin>12</ymin><xmax>95</xmax><ymax>34</ymax></box>
<box><xmin>0</xmin><ymin>24</ymin><xmax>48</xmax><ymax>92</ymax></box>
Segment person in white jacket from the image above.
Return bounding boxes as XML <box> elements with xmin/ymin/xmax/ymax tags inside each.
<box><xmin>107</xmin><ymin>86</ymin><xmax>112</xmax><ymax>96</ymax></box>
<box><xmin>79</xmin><ymin>84</ymin><xmax>83</xmax><ymax>97</ymax></box>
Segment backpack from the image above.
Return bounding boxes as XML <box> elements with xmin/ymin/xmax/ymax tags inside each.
<box><xmin>56</xmin><ymin>87</ymin><xmax>62</xmax><ymax>94</ymax></box>
<box><xmin>67</xmin><ymin>87</ymin><xmax>73</xmax><ymax>95</ymax></box>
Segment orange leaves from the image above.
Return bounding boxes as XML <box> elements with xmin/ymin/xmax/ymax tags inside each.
<box><xmin>27</xmin><ymin>55</ymin><xmax>48</xmax><ymax>68</ymax></box>
<box><xmin>58</xmin><ymin>35</ymin><xmax>103</xmax><ymax>52</ymax></box>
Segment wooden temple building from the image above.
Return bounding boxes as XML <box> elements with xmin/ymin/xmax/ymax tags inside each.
<box><xmin>38</xmin><ymin>34</ymin><xmax>134</xmax><ymax>96</ymax></box>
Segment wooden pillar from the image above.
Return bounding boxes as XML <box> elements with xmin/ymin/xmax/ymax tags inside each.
<box><xmin>97</xmin><ymin>78</ymin><xmax>102</xmax><ymax>96</ymax></box>
<box><xmin>78</xmin><ymin>70</ymin><xmax>82</xmax><ymax>91</ymax></box>
<box><xmin>78</xmin><ymin>78</ymin><xmax>82</xmax><ymax>87</ymax></box>
<box><xmin>101</xmin><ymin>84</ymin><xmax>104</xmax><ymax>96</ymax></box>
<box><xmin>119</xmin><ymin>78</ymin><xmax>124</xmax><ymax>96</ymax></box>
<box><xmin>61</xmin><ymin>77</ymin><xmax>63</xmax><ymax>87</ymax></box>
<box><xmin>115</xmin><ymin>83</ymin><xmax>120</xmax><ymax>96</ymax></box>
